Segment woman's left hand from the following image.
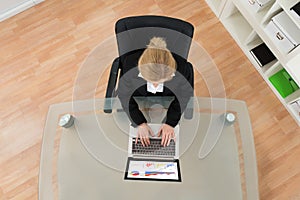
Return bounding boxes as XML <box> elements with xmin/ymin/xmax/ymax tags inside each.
<box><xmin>157</xmin><ymin>124</ymin><xmax>175</xmax><ymax>147</ymax></box>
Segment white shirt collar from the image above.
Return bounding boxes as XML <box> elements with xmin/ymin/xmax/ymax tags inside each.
<box><xmin>147</xmin><ymin>82</ymin><xmax>164</xmax><ymax>94</ymax></box>
<box><xmin>138</xmin><ymin>73</ymin><xmax>163</xmax><ymax>93</ymax></box>
<box><xmin>138</xmin><ymin>73</ymin><xmax>175</xmax><ymax>94</ymax></box>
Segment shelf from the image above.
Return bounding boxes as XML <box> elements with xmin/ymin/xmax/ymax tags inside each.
<box><xmin>277</xmin><ymin>0</ymin><xmax>300</xmax><ymax>29</ymax></box>
<box><xmin>245</xmin><ymin>30</ymin><xmax>260</xmax><ymax>45</ymax></box>
<box><xmin>230</xmin><ymin>0</ymin><xmax>288</xmax><ymax>63</ymax></box>
<box><xmin>207</xmin><ymin>0</ymin><xmax>300</xmax><ymax>126</ymax></box>
<box><xmin>245</xmin><ymin>36</ymin><xmax>278</xmax><ymax>74</ymax></box>
<box><xmin>259</xmin><ymin>60</ymin><xmax>279</xmax><ymax>77</ymax></box>
<box><xmin>285</xmin><ymin>54</ymin><xmax>300</xmax><ymax>86</ymax></box>
<box><xmin>234</xmin><ymin>0</ymin><xmax>274</xmax><ymax>26</ymax></box>
<box><xmin>285</xmin><ymin>89</ymin><xmax>300</xmax><ymax>104</ymax></box>
<box><xmin>287</xmin><ymin>45</ymin><xmax>300</xmax><ymax>62</ymax></box>
<box><xmin>220</xmin><ymin>4</ymin><xmax>253</xmax><ymax>45</ymax></box>
<box><xmin>262</xmin><ymin>60</ymin><xmax>280</xmax><ymax>75</ymax></box>
<box><xmin>261</xmin><ymin>2</ymin><xmax>282</xmax><ymax>25</ymax></box>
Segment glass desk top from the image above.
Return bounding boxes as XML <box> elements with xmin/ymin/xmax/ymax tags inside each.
<box><xmin>39</xmin><ymin>97</ymin><xmax>259</xmax><ymax>200</ymax></box>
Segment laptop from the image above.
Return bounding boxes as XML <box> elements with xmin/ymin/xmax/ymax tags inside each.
<box><xmin>124</xmin><ymin>123</ymin><xmax>181</xmax><ymax>182</ymax></box>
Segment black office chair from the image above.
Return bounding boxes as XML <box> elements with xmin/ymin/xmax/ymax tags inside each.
<box><xmin>104</xmin><ymin>15</ymin><xmax>194</xmax><ymax>119</ymax></box>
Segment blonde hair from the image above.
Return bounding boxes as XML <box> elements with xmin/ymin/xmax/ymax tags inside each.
<box><xmin>138</xmin><ymin>37</ymin><xmax>176</xmax><ymax>82</ymax></box>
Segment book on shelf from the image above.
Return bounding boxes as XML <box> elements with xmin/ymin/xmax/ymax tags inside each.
<box><xmin>249</xmin><ymin>43</ymin><xmax>276</xmax><ymax>67</ymax></box>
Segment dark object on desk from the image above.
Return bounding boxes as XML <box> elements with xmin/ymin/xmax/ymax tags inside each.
<box><xmin>104</xmin><ymin>15</ymin><xmax>195</xmax><ymax>120</ymax></box>
<box><xmin>124</xmin><ymin>157</ymin><xmax>182</xmax><ymax>182</ymax></box>
<box><xmin>250</xmin><ymin>43</ymin><xmax>276</xmax><ymax>67</ymax></box>
<box><xmin>290</xmin><ymin>2</ymin><xmax>300</xmax><ymax>16</ymax></box>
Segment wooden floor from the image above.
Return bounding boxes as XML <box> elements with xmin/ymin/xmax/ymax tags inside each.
<box><xmin>0</xmin><ymin>0</ymin><xmax>299</xmax><ymax>199</ymax></box>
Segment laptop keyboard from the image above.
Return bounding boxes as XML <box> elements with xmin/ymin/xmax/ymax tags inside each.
<box><xmin>132</xmin><ymin>138</ymin><xmax>176</xmax><ymax>156</ymax></box>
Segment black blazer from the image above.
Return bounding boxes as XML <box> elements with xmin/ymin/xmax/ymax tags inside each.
<box><xmin>118</xmin><ymin>50</ymin><xmax>193</xmax><ymax>127</ymax></box>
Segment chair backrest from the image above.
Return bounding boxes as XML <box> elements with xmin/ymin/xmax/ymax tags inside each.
<box><xmin>115</xmin><ymin>15</ymin><xmax>194</xmax><ymax>61</ymax></box>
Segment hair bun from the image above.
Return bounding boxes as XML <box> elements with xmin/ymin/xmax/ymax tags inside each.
<box><xmin>148</xmin><ymin>37</ymin><xmax>167</xmax><ymax>49</ymax></box>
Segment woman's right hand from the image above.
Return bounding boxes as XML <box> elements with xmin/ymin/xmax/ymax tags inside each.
<box><xmin>137</xmin><ymin>123</ymin><xmax>155</xmax><ymax>147</ymax></box>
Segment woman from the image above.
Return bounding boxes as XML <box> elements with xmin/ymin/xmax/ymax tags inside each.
<box><xmin>118</xmin><ymin>37</ymin><xmax>193</xmax><ymax>147</ymax></box>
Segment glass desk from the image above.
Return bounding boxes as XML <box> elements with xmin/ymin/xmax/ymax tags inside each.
<box><xmin>39</xmin><ymin>97</ymin><xmax>259</xmax><ymax>200</ymax></box>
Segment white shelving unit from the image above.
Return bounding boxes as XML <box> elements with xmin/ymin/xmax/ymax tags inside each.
<box><xmin>206</xmin><ymin>0</ymin><xmax>300</xmax><ymax>126</ymax></box>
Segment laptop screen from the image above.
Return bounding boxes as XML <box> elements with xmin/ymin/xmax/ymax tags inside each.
<box><xmin>124</xmin><ymin>157</ymin><xmax>181</xmax><ymax>182</ymax></box>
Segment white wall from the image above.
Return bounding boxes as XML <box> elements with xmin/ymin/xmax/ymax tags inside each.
<box><xmin>0</xmin><ymin>0</ymin><xmax>44</xmax><ymax>22</ymax></box>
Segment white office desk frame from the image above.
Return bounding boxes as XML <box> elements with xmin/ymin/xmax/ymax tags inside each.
<box><xmin>39</xmin><ymin>97</ymin><xmax>259</xmax><ymax>200</ymax></box>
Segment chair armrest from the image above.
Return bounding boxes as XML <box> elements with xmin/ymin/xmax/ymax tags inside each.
<box><xmin>184</xmin><ymin>62</ymin><xmax>194</xmax><ymax>120</ymax></box>
<box><xmin>184</xmin><ymin>101</ymin><xmax>193</xmax><ymax>120</ymax></box>
<box><xmin>104</xmin><ymin>58</ymin><xmax>120</xmax><ymax>113</ymax></box>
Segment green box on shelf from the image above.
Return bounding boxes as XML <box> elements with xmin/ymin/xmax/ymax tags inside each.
<box><xmin>268</xmin><ymin>69</ymin><xmax>299</xmax><ymax>98</ymax></box>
